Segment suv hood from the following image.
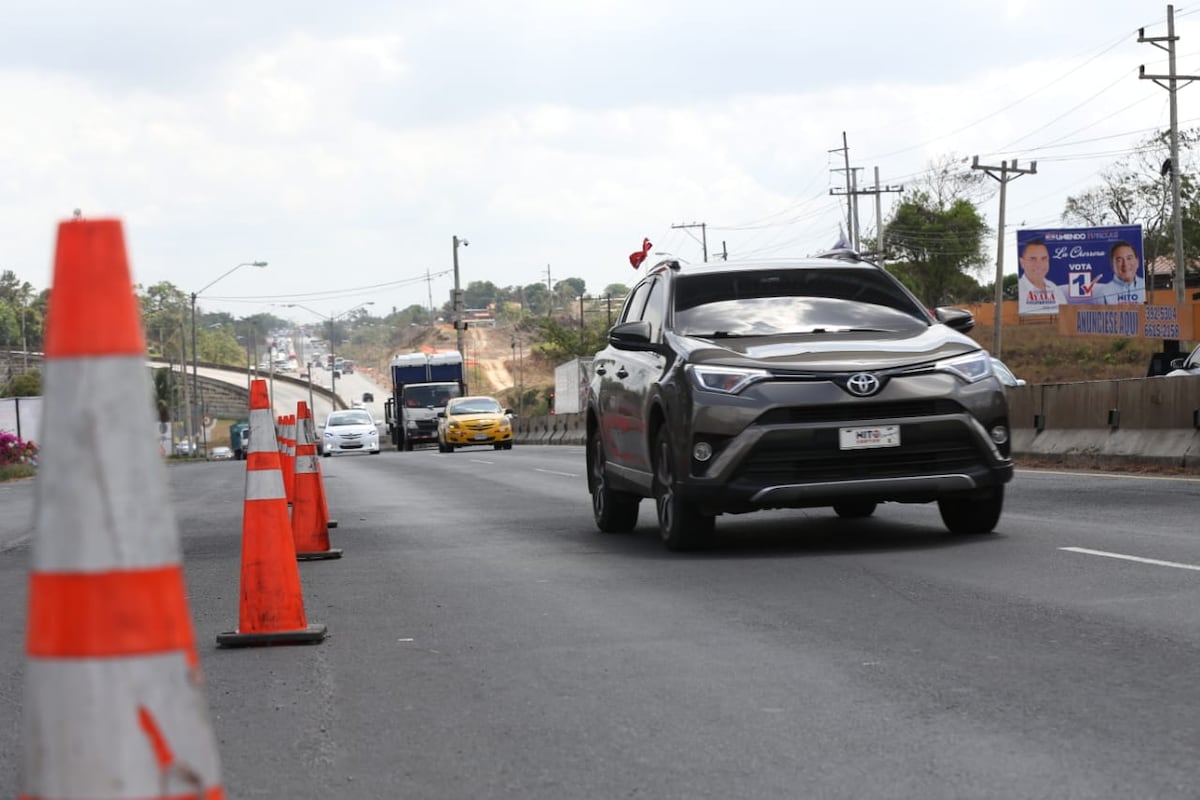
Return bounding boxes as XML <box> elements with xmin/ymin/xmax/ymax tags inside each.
<box><xmin>674</xmin><ymin>326</ymin><xmax>980</xmax><ymax>371</ymax></box>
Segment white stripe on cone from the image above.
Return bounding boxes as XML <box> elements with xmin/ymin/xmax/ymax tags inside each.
<box><xmin>33</xmin><ymin>357</ymin><xmax>183</xmax><ymax>572</ymax></box>
<box><xmin>25</xmin><ymin>656</ymin><xmax>221</xmax><ymax>798</ymax></box>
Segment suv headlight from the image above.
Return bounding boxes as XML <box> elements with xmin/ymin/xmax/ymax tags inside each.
<box><xmin>689</xmin><ymin>365</ymin><xmax>771</xmax><ymax>395</ymax></box>
<box><xmin>936</xmin><ymin>351</ymin><xmax>993</xmax><ymax>383</ymax></box>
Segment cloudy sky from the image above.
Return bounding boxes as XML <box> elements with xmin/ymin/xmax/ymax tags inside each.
<box><xmin>1</xmin><ymin>1</ymin><xmax>1195</xmax><ymax>320</ymax></box>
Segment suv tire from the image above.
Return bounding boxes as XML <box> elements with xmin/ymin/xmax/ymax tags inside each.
<box><xmin>938</xmin><ymin>486</ymin><xmax>1004</xmax><ymax>535</ymax></box>
<box><xmin>653</xmin><ymin>426</ymin><xmax>714</xmax><ymax>550</ymax></box>
<box><xmin>834</xmin><ymin>500</ymin><xmax>877</xmax><ymax>519</ymax></box>
<box><xmin>588</xmin><ymin>430</ymin><xmax>639</xmax><ymax>532</ymax></box>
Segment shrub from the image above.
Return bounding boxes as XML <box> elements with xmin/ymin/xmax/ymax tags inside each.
<box><xmin>0</xmin><ymin>431</ymin><xmax>39</xmax><ymax>467</ymax></box>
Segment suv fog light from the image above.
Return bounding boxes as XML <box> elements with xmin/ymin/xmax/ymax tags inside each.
<box><xmin>693</xmin><ymin>441</ymin><xmax>713</xmax><ymax>462</ymax></box>
<box><xmin>989</xmin><ymin>425</ymin><xmax>1009</xmax><ymax>445</ymax></box>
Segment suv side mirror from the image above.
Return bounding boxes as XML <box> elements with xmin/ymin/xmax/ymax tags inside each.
<box><xmin>935</xmin><ymin>307</ymin><xmax>975</xmax><ymax>333</ymax></box>
<box><xmin>608</xmin><ymin>320</ymin><xmax>657</xmax><ymax>351</ymax></box>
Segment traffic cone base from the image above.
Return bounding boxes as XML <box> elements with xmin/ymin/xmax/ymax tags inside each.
<box><xmin>298</xmin><ymin>547</ymin><xmax>343</xmax><ymax>561</ymax></box>
<box><xmin>215</xmin><ymin>623</ymin><xmax>327</xmax><ymax>648</ymax></box>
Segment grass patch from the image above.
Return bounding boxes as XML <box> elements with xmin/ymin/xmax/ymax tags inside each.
<box><xmin>0</xmin><ymin>464</ymin><xmax>36</xmax><ymax>482</ymax></box>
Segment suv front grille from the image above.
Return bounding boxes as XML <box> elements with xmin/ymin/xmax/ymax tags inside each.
<box><xmin>755</xmin><ymin>399</ymin><xmax>964</xmax><ymax>426</ymax></box>
<box><xmin>735</xmin><ymin>422</ymin><xmax>986</xmax><ymax>484</ymax></box>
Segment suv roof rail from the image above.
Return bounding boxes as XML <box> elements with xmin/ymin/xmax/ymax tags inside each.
<box><xmin>814</xmin><ymin>247</ymin><xmax>863</xmax><ymax>262</ymax></box>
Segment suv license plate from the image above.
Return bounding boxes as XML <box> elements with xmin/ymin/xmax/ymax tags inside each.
<box><xmin>839</xmin><ymin>425</ymin><xmax>900</xmax><ymax>450</ymax></box>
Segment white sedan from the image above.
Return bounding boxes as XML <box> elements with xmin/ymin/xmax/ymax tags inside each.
<box><xmin>322</xmin><ymin>409</ymin><xmax>381</xmax><ymax>456</ymax></box>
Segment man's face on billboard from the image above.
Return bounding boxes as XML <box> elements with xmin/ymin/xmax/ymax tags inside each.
<box><xmin>1112</xmin><ymin>245</ymin><xmax>1139</xmax><ymax>283</ymax></box>
<box><xmin>1020</xmin><ymin>243</ymin><xmax>1050</xmax><ymax>285</ymax></box>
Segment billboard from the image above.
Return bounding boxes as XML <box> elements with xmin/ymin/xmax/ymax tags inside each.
<box><xmin>1015</xmin><ymin>225</ymin><xmax>1145</xmax><ymax>316</ymax></box>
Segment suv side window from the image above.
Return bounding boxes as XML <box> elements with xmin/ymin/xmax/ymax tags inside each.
<box><xmin>640</xmin><ymin>278</ymin><xmax>666</xmax><ymax>341</ymax></box>
<box><xmin>620</xmin><ymin>281</ymin><xmax>652</xmax><ymax>324</ymax></box>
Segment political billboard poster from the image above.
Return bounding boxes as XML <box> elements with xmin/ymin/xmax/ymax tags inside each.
<box><xmin>1015</xmin><ymin>225</ymin><xmax>1145</xmax><ymax>316</ymax></box>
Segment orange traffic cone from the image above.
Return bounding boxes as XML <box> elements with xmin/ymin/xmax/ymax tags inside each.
<box><xmin>292</xmin><ymin>401</ymin><xmax>342</xmax><ymax>560</ymax></box>
<box><xmin>216</xmin><ymin>379</ymin><xmax>326</xmax><ymax>647</ymax></box>
<box><xmin>280</xmin><ymin>414</ymin><xmax>295</xmax><ymax>506</ymax></box>
<box><xmin>23</xmin><ymin>218</ymin><xmax>224</xmax><ymax>799</ymax></box>
<box><xmin>308</xmin><ymin>410</ymin><xmax>338</xmax><ymax>530</ymax></box>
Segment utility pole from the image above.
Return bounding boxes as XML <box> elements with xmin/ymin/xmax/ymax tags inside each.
<box><xmin>972</xmin><ymin>156</ymin><xmax>1038</xmax><ymax>358</ymax></box>
<box><xmin>671</xmin><ymin>221</ymin><xmax>708</xmax><ymax>262</ymax></box>
<box><xmin>1140</xmin><ymin>4</ymin><xmax>1199</xmax><ymax>354</ymax></box>
<box><xmin>835</xmin><ymin>166</ymin><xmax>903</xmax><ymax>257</ymax></box>
<box><xmin>425</xmin><ymin>268</ymin><xmax>435</xmax><ymax>324</ymax></box>
<box><xmin>545</xmin><ymin>264</ymin><xmax>553</xmax><ymax>316</ymax></box>
<box><xmin>829</xmin><ymin>132</ymin><xmax>855</xmax><ymax>247</ymax></box>
<box><xmin>452</xmin><ymin>235</ymin><xmax>468</xmax><ymax>356</ymax></box>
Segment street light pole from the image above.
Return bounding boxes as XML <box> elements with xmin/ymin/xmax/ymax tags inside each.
<box><xmin>191</xmin><ymin>260</ymin><xmax>267</xmax><ymax>456</ymax></box>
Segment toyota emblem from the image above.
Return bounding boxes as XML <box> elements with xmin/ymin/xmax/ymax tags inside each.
<box><xmin>845</xmin><ymin>372</ymin><xmax>881</xmax><ymax>397</ymax></box>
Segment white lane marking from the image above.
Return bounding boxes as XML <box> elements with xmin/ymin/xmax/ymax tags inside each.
<box><xmin>1019</xmin><ymin>468</ymin><xmax>1200</xmax><ymax>484</ymax></box>
<box><xmin>535</xmin><ymin>468</ymin><xmax>579</xmax><ymax>478</ymax></box>
<box><xmin>1060</xmin><ymin>547</ymin><xmax>1200</xmax><ymax>572</ymax></box>
<box><xmin>469</xmin><ymin>459</ymin><xmax>495</xmax><ymax>465</ymax></box>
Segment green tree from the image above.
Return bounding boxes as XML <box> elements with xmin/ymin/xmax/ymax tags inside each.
<box><xmin>602</xmin><ymin>283</ymin><xmax>630</xmax><ymax>298</ymax></box>
<box><xmin>885</xmin><ymin>185</ymin><xmax>990</xmax><ymax>306</ymax></box>
<box><xmin>1062</xmin><ymin>128</ymin><xmax>1200</xmax><ymax>272</ymax></box>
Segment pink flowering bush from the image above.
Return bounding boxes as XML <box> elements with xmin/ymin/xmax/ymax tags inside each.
<box><xmin>0</xmin><ymin>432</ymin><xmax>38</xmax><ymax>467</ymax></box>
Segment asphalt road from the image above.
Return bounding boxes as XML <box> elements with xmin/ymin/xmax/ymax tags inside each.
<box><xmin>1</xmin><ymin>448</ymin><xmax>1199</xmax><ymax>798</ymax></box>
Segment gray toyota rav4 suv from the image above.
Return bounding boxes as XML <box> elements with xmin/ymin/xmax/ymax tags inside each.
<box><xmin>585</xmin><ymin>252</ymin><xmax>1014</xmax><ymax>551</ymax></box>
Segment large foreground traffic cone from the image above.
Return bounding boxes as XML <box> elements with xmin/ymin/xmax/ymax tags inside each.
<box><xmin>292</xmin><ymin>401</ymin><xmax>342</xmax><ymax>560</ymax></box>
<box><xmin>23</xmin><ymin>218</ymin><xmax>224</xmax><ymax>800</ymax></box>
<box><xmin>216</xmin><ymin>379</ymin><xmax>326</xmax><ymax>647</ymax></box>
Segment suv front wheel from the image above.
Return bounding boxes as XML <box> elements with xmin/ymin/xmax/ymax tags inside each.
<box><xmin>653</xmin><ymin>426</ymin><xmax>714</xmax><ymax>551</ymax></box>
<box><xmin>938</xmin><ymin>486</ymin><xmax>1004</xmax><ymax>535</ymax></box>
<box><xmin>588</xmin><ymin>430</ymin><xmax>639</xmax><ymax>532</ymax></box>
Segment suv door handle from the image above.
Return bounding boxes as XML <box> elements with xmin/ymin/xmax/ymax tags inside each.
<box><xmin>616</xmin><ymin>367</ymin><xmax>629</xmax><ymax>379</ymax></box>
<box><xmin>594</xmin><ymin>365</ymin><xmax>607</xmax><ymax>376</ymax></box>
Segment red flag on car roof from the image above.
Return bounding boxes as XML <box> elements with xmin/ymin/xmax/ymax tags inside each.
<box><xmin>629</xmin><ymin>237</ymin><xmax>652</xmax><ymax>269</ymax></box>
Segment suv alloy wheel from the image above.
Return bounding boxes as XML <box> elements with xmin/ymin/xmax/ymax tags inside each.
<box><xmin>588</xmin><ymin>430</ymin><xmax>640</xmax><ymax>532</ymax></box>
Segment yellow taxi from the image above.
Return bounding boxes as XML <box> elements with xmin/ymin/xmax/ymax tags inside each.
<box><xmin>437</xmin><ymin>395</ymin><xmax>514</xmax><ymax>452</ymax></box>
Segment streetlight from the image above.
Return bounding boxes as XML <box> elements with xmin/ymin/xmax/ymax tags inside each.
<box><xmin>284</xmin><ymin>301</ymin><xmax>374</xmax><ymax>410</ymax></box>
<box><xmin>191</xmin><ymin>260</ymin><xmax>267</xmax><ymax>456</ymax></box>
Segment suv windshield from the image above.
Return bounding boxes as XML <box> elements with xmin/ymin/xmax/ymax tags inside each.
<box><xmin>673</xmin><ymin>268</ymin><xmax>929</xmax><ymax>337</ymax></box>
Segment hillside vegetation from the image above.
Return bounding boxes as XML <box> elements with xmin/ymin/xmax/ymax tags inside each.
<box><xmin>337</xmin><ymin>316</ymin><xmax>1186</xmax><ymax>413</ymax></box>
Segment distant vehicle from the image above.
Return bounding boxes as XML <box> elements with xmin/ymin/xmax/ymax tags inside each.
<box><xmin>990</xmin><ymin>357</ymin><xmax>1026</xmax><ymax>387</ymax></box>
<box><xmin>1165</xmin><ymin>343</ymin><xmax>1200</xmax><ymax>377</ymax></box>
<box><xmin>174</xmin><ymin>439</ymin><xmax>193</xmax><ymax>456</ymax></box>
<box><xmin>342</xmin><ymin>359</ymin><xmax>355</xmax><ymax>374</ymax></box>
<box><xmin>229</xmin><ymin>421</ymin><xmax>251</xmax><ymax>460</ymax></box>
<box><xmin>322</xmin><ymin>409</ymin><xmax>381</xmax><ymax>456</ymax></box>
<box><xmin>384</xmin><ymin>351</ymin><xmax>466</xmax><ymax>451</ymax></box>
<box><xmin>208</xmin><ymin>446</ymin><xmax>234</xmax><ymax>461</ymax></box>
<box><xmin>362</xmin><ymin>392</ymin><xmax>374</xmax><ymax>403</ymax></box>
<box><xmin>437</xmin><ymin>395</ymin><xmax>514</xmax><ymax>452</ymax></box>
